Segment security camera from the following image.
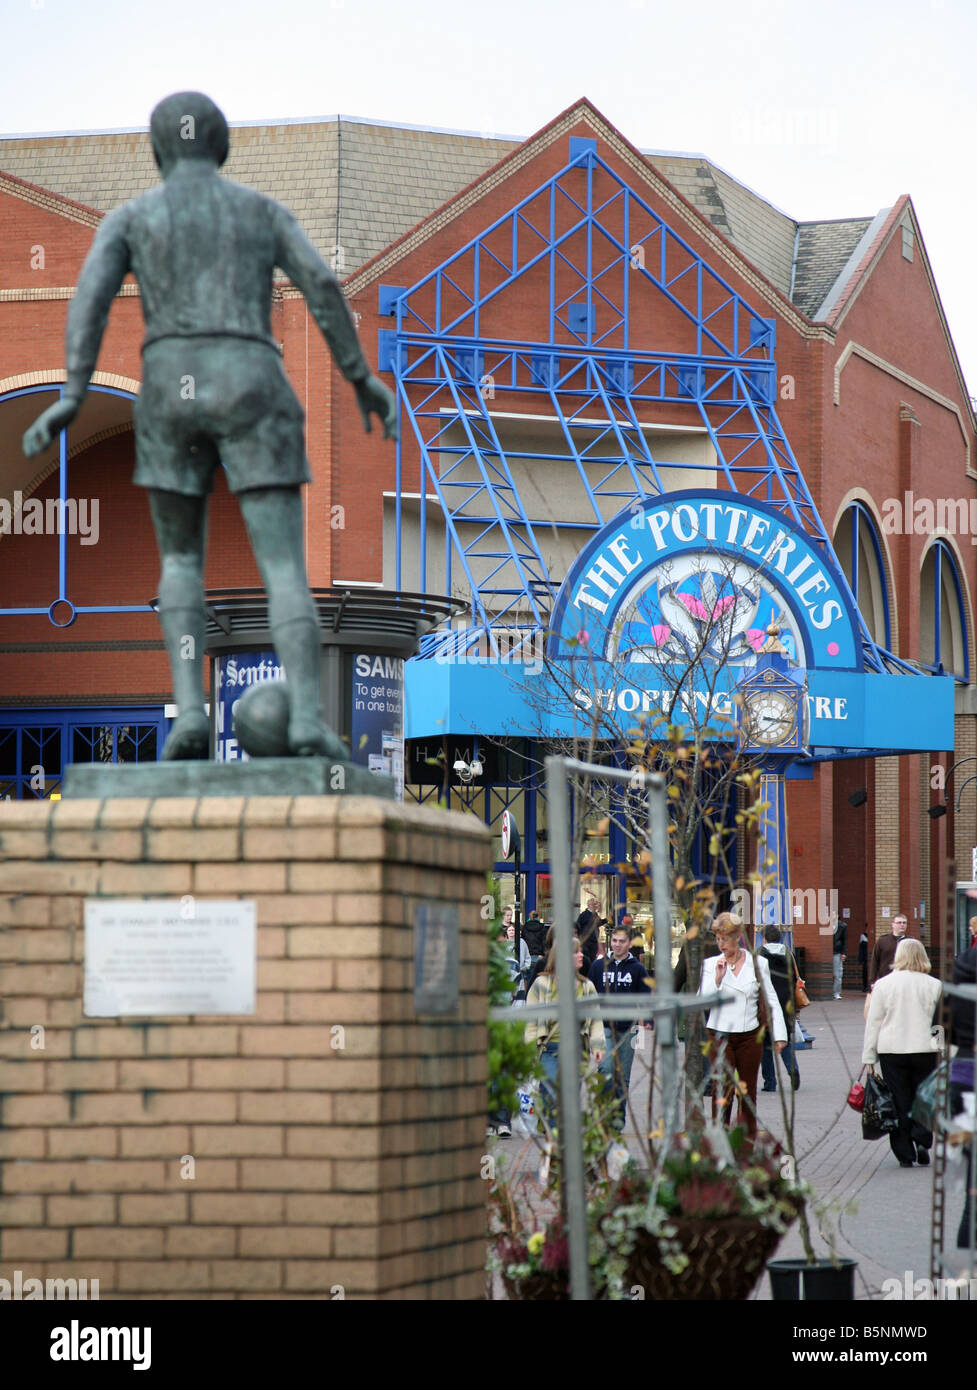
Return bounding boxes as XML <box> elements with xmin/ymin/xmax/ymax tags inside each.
<box><xmin>453</xmin><ymin>758</ymin><xmax>483</xmax><ymax>783</ymax></box>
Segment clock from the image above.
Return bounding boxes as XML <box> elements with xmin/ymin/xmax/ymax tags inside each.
<box><xmin>735</xmin><ymin>624</ymin><xmax>808</xmax><ymax>754</ymax></box>
<box><xmin>743</xmin><ymin>687</ymin><xmax>797</xmax><ymax>747</ymax></box>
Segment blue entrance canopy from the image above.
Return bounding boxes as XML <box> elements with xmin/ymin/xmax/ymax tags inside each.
<box><xmin>405</xmin><ymin>657</ymin><xmax>955</xmax><ymax>757</ymax></box>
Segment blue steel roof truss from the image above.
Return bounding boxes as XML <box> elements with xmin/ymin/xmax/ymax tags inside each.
<box><xmin>390</xmin><ymin>147</ymin><xmax>912</xmax><ymax>673</ymax></box>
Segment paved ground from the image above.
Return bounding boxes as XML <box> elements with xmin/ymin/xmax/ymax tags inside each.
<box><xmin>738</xmin><ymin>996</ymin><xmax>961</xmax><ymax>1299</ymax></box>
<box><xmin>494</xmin><ymin>994</ymin><xmax>974</xmax><ymax>1300</ymax></box>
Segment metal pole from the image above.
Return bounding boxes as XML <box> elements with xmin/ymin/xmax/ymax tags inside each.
<box><xmin>545</xmin><ymin>755</ymin><xmax>591</xmax><ymax>1302</ymax></box>
<box><xmin>648</xmin><ymin>776</ymin><xmax>678</xmax><ymax>1142</ymax></box>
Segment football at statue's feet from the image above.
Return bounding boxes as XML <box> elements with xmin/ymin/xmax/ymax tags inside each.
<box><xmin>234</xmin><ymin>680</ymin><xmax>291</xmax><ymax>758</ymax></box>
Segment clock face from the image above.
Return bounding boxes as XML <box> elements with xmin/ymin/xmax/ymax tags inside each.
<box><xmin>744</xmin><ymin>689</ymin><xmax>797</xmax><ymax>746</ymax></box>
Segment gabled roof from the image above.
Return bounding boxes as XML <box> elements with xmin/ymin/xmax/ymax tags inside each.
<box><xmin>343</xmin><ymin>99</ymin><xmax>826</xmax><ymax>336</ymax></box>
<box><xmin>817</xmin><ymin>196</ymin><xmax>975</xmax><ymax>426</ymax></box>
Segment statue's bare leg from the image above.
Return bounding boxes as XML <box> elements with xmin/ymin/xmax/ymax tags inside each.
<box><xmin>148</xmin><ymin>489</ymin><xmax>211</xmax><ymax>760</ymax></box>
<box><xmin>237</xmin><ymin>485</ymin><xmax>348</xmax><ymax>759</ymax></box>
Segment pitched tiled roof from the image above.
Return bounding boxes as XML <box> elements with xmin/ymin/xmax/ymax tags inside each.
<box><xmin>0</xmin><ymin>118</ymin><xmax>518</xmax><ymax>278</ymax></box>
<box><xmin>647</xmin><ymin>153</ymin><xmax>797</xmax><ymax>297</ymax></box>
<box><xmin>792</xmin><ymin>216</ymin><xmax>875</xmax><ymax>318</ymax></box>
<box><xmin>0</xmin><ymin>113</ymin><xmax>870</xmax><ymax>323</ymax></box>
<box><xmin>645</xmin><ymin>154</ymin><xmax>734</xmax><ymax>239</ymax></box>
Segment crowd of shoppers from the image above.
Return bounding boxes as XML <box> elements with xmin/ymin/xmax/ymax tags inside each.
<box><xmin>492</xmin><ymin>893</ymin><xmax>975</xmax><ymax>1269</ymax></box>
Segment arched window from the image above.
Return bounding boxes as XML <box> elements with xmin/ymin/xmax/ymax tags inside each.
<box><xmin>834</xmin><ymin>503</ymin><xmax>890</xmax><ymax>648</ymax></box>
<box><xmin>920</xmin><ymin>541</ymin><xmax>969</xmax><ymax>678</ymax></box>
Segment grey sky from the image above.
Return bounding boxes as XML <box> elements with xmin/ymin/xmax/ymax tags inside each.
<box><xmin>3</xmin><ymin>0</ymin><xmax>974</xmax><ymax>393</ymax></box>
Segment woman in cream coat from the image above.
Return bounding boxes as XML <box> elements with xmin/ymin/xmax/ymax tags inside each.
<box><xmin>698</xmin><ymin>912</ymin><xmax>788</xmax><ymax>1135</ymax></box>
<box><xmin>862</xmin><ymin>938</ymin><xmax>942</xmax><ymax>1167</ymax></box>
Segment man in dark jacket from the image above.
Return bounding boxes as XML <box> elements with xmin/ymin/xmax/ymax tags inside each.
<box><xmin>858</xmin><ymin>931</ymin><xmax>869</xmax><ymax>992</ymax></box>
<box><xmin>575</xmin><ymin>895</ymin><xmax>607</xmax><ymax>973</ymax></box>
<box><xmin>589</xmin><ymin>926</ymin><xmax>650</xmax><ymax>1130</ymax></box>
<box><xmin>832</xmin><ymin>915</ymin><xmax>847</xmax><ymax>999</ymax></box>
<box><xmin>869</xmin><ymin>913</ymin><xmax>909</xmax><ymax>988</ymax></box>
<box><xmin>522</xmin><ymin>910</ymin><xmax>548</xmax><ymax>960</ymax></box>
<box><xmin>758</xmin><ymin>925</ymin><xmax>800</xmax><ymax>1092</ymax></box>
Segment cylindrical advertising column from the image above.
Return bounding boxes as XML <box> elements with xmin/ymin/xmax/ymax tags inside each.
<box><xmin>346</xmin><ymin>652</ymin><xmax>405</xmax><ymax>797</ymax></box>
<box><xmin>212</xmin><ymin>650</ymin><xmax>284</xmax><ymax>763</ymax></box>
<box><xmin>204</xmin><ymin>589</ymin><xmax>459</xmax><ymax>800</ymax></box>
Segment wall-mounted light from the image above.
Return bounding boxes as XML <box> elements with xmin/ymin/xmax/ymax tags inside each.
<box><xmin>926</xmin><ymin>757</ymin><xmax>977</xmax><ymax>821</ymax></box>
<box><xmin>848</xmin><ymin>789</ymin><xmax>867</xmax><ymax>808</ymax></box>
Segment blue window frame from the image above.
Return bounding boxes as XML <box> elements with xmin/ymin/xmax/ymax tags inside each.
<box><xmin>921</xmin><ymin>540</ymin><xmax>969</xmax><ymax>679</ymax></box>
<box><xmin>0</xmin><ymin>707</ymin><xmax>166</xmax><ymax>799</ymax></box>
<box><xmin>836</xmin><ymin>503</ymin><xmax>891</xmax><ymax>650</ymax></box>
<box><xmin>0</xmin><ymin>383</ymin><xmax>145</xmax><ymax>627</ymax></box>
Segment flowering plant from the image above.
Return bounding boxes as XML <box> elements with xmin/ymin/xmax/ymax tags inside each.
<box><xmin>652</xmin><ymin>1126</ymin><xmax>802</xmax><ymax>1220</ymax></box>
<box><xmin>492</xmin><ymin>1209</ymin><xmax>572</xmax><ymax>1296</ymax></box>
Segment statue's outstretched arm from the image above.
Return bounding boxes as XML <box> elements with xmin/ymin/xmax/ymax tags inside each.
<box><xmin>273</xmin><ymin>205</ymin><xmax>397</xmax><ymax>441</ymax></box>
<box><xmin>23</xmin><ymin>208</ymin><xmax>131</xmax><ymax>458</ymax></box>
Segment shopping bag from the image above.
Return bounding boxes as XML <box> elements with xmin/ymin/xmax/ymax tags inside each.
<box><xmin>910</xmin><ymin>1061</ymin><xmax>948</xmax><ymax>1133</ymax></box>
<box><xmin>862</xmin><ymin>1069</ymin><xmax>899</xmax><ymax>1140</ymax></box>
<box><xmin>847</xmin><ymin>1067</ymin><xmax>867</xmax><ymax>1113</ymax></box>
<box><xmin>513</xmin><ymin>1079</ymin><xmax>539</xmax><ymax>1134</ymax></box>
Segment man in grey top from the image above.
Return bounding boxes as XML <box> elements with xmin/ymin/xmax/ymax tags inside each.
<box><xmin>23</xmin><ymin>91</ymin><xmax>396</xmax><ymax>761</ymax></box>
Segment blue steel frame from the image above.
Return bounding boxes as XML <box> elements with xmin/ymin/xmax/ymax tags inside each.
<box><xmin>0</xmin><ymin>383</ymin><xmax>148</xmax><ymax>627</ymax></box>
<box><xmin>387</xmin><ymin>144</ymin><xmax>916</xmax><ymax>674</ymax></box>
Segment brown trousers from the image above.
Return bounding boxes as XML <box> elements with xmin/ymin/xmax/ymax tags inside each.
<box><xmin>708</xmin><ymin>1029</ymin><xmax>764</xmax><ymax>1136</ymax></box>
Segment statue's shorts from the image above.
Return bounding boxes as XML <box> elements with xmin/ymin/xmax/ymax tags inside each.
<box><xmin>133</xmin><ymin>337</ymin><xmax>312</xmax><ymax>496</ymax></box>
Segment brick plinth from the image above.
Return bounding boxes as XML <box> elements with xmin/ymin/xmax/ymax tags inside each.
<box><xmin>0</xmin><ymin>795</ymin><xmax>491</xmax><ymax>1300</ymax></box>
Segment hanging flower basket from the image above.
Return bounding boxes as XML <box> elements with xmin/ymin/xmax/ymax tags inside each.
<box><xmin>492</xmin><ymin>1128</ymin><xmax>806</xmax><ymax>1301</ymax></box>
<box><xmin>624</xmin><ymin>1216</ymin><xmax>788</xmax><ymax>1301</ymax></box>
<box><xmin>590</xmin><ymin>1128</ymin><xmax>805</xmax><ymax>1300</ymax></box>
<box><xmin>502</xmin><ymin>1270</ymin><xmax>570</xmax><ymax>1301</ymax></box>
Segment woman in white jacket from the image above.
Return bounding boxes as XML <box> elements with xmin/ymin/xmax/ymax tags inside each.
<box><xmin>862</xmin><ymin>938</ymin><xmax>942</xmax><ymax>1167</ymax></box>
<box><xmin>698</xmin><ymin>912</ymin><xmax>788</xmax><ymax>1136</ymax></box>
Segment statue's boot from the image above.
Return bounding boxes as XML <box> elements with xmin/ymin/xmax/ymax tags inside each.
<box><xmin>161</xmin><ymin>708</ymin><xmax>210</xmax><ymax>760</ymax></box>
<box><xmin>287</xmin><ymin>713</ymin><xmax>349</xmax><ymax>761</ymax></box>
<box><xmin>271</xmin><ymin>613</ymin><xmax>350</xmax><ymax>760</ymax></box>
<box><xmin>156</xmin><ymin>559</ymin><xmax>208</xmax><ymax>761</ymax></box>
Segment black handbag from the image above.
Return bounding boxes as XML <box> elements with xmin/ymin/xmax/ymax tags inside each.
<box><xmin>910</xmin><ymin>1060</ymin><xmax>947</xmax><ymax>1132</ymax></box>
<box><xmin>862</xmin><ymin>1069</ymin><xmax>899</xmax><ymax>1140</ymax></box>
